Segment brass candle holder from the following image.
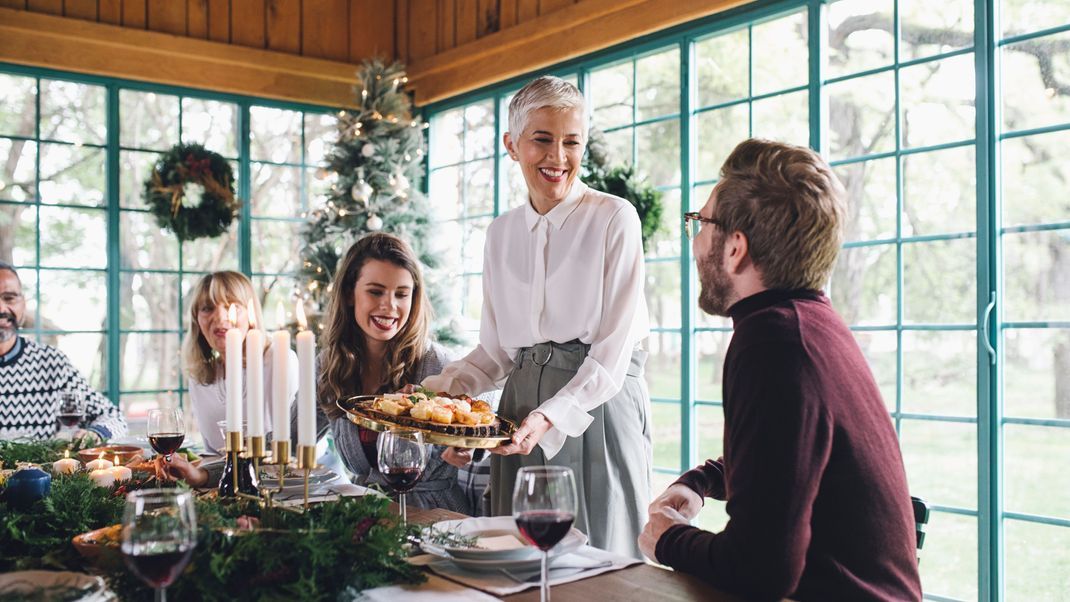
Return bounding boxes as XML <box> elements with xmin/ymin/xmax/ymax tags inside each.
<box><xmin>247</xmin><ymin>435</ymin><xmax>266</xmax><ymax>476</ymax></box>
<box><xmin>297</xmin><ymin>444</ymin><xmax>317</xmax><ymax>510</ymax></box>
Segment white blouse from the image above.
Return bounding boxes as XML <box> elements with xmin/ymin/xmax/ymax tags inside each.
<box><xmin>423</xmin><ymin>181</ymin><xmax>649</xmax><ymax>459</ymax></box>
<box><xmin>188</xmin><ymin>344</ymin><xmax>299</xmax><ymax>455</ymax></box>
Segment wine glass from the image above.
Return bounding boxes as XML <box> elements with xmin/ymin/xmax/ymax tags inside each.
<box><xmin>55</xmin><ymin>390</ymin><xmax>84</xmax><ymax>440</ymax></box>
<box><xmin>148</xmin><ymin>408</ymin><xmax>186</xmax><ymax>463</ymax></box>
<box><xmin>121</xmin><ymin>488</ymin><xmax>197</xmax><ymax>602</ymax></box>
<box><xmin>377</xmin><ymin>428</ymin><xmax>427</xmax><ymax>524</ymax></box>
<box><xmin>512</xmin><ymin>466</ymin><xmax>578</xmax><ymax>602</ymax></box>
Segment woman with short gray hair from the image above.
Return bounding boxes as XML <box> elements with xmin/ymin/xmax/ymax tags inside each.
<box><xmin>424</xmin><ymin>75</ymin><xmax>652</xmax><ymax>558</ymax></box>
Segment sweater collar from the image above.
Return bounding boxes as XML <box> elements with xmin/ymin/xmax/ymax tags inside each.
<box><xmin>727</xmin><ymin>288</ymin><xmax>828</xmax><ymax>325</ymax></box>
<box><xmin>0</xmin><ymin>335</ymin><xmax>24</xmax><ymax>366</ymax></box>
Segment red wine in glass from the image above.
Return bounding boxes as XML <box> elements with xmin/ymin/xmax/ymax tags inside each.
<box><xmin>123</xmin><ymin>544</ymin><xmax>195</xmax><ymax>588</ymax></box>
<box><xmin>381</xmin><ymin>466</ymin><xmax>423</xmax><ymax>492</ymax></box>
<box><xmin>149</xmin><ymin>433</ymin><xmax>185</xmax><ymax>457</ymax></box>
<box><xmin>57</xmin><ymin>413</ymin><xmax>83</xmax><ymax>428</ymax></box>
<box><xmin>516</xmin><ymin>510</ymin><xmax>575</xmax><ymax>551</ymax></box>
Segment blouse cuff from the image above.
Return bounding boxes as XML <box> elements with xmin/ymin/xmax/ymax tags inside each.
<box><xmin>536</xmin><ymin>394</ymin><xmax>594</xmax><ymax>439</ymax></box>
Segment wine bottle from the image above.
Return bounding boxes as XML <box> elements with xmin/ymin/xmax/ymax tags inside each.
<box><xmin>217</xmin><ymin>455</ymin><xmax>260</xmax><ymax>497</ymax></box>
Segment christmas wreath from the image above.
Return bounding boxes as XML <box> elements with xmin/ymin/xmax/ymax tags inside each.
<box><xmin>144</xmin><ymin>143</ymin><xmax>239</xmax><ymax>241</ymax></box>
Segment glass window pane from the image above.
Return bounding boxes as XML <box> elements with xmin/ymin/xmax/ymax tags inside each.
<box><xmin>646</xmin><ymin>332</ymin><xmax>681</xmax><ymax>399</ymax></box>
<box><xmin>903</xmin><ymin>146</ymin><xmax>976</xmax><ymax>236</ymax></box>
<box><xmin>0</xmin><ymin>74</ymin><xmax>36</xmax><ymax>138</ymax></box>
<box><xmin>182</xmin><ymin>228</ymin><xmax>238</xmax><ymax>272</ymax></box>
<box><xmin>249</xmin><ymin>105</ymin><xmax>301</xmax><ymax>164</ymax></box>
<box><xmin>599</xmin><ymin>126</ymin><xmax>633</xmax><ymax>169</ymax></box>
<box><xmin>119</xmin><ymin>90</ymin><xmax>179</xmax><ymax>151</ymax></box>
<box><xmin>430</xmin><ymin>165</ymin><xmax>462</xmax><ymax>221</ymax></box>
<box><xmin>900</xmin><ymin>419</ymin><xmax>976</xmax><ymax>509</ymax></box>
<box><xmin>751</xmin><ymin>90</ymin><xmax>809</xmax><ymax>148</ymax></box>
<box><xmin>184</xmin><ymin>99</ymin><xmax>239</xmax><ymax>158</ymax></box>
<box><xmin>250</xmin><ymin>219</ymin><xmax>302</xmax><ymax>274</ymax></box>
<box><xmin>828</xmin><ymin>71</ymin><xmax>896</xmax><ymax>161</ymax></box>
<box><xmin>39</xmin><ymin>143</ymin><xmax>105</xmax><ymax>207</ymax></box>
<box><xmin>1001</xmin><ymin>31</ymin><xmax>1070</xmax><ymax>134</ymax></box>
<box><xmin>1003</xmin><ymin>230</ymin><xmax>1070</xmax><ymax>323</ymax></box>
<box><xmin>651</xmin><ymin>401</ymin><xmax>681</xmax><ymax>472</ymax></box>
<box><xmin>120</xmin><ymin>210</ymin><xmax>179</xmax><ymax>271</ymax></box>
<box><xmin>853</xmin><ymin>330</ymin><xmax>897</xmax><ymax>412</ymax></box>
<box><xmin>827</xmin><ymin>0</ymin><xmax>894</xmax><ymax>79</ymax></box>
<box><xmin>900</xmin><ymin>0</ymin><xmax>973</xmax><ymax>61</ymax></box>
<box><xmin>695</xmin><ymin>330</ymin><xmax>731</xmax><ymax>402</ymax></box>
<box><xmin>464</xmin><ymin>101</ymin><xmax>495</xmax><ymax>161</ymax></box>
<box><xmin>920</xmin><ymin>512</ymin><xmax>978</xmax><ymax>601</ymax></box>
<box><xmin>636</xmin><ymin>119</ymin><xmax>680</xmax><ymax>187</ymax></box>
<box><xmin>5</xmin><ymin>202</ymin><xmax>37</xmax><ymax>266</ymax></box>
<box><xmin>695</xmin><ymin>404</ymin><xmax>725</xmax><ymax>462</ymax></box>
<box><xmin>120</xmin><ymin>150</ymin><xmax>163</xmax><ymax>209</ymax></box>
<box><xmin>430</xmin><ymin>108</ymin><xmax>463</xmax><ymax>167</ymax></box>
<box><xmin>636</xmin><ymin>47</ymin><xmax>680</xmax><ymax>121</ymax></box>
<box><xmin>695</xmin><ymin>27</ymin><xmax>749</xmax><ymax>107</ymax></box>
<box><xmin>121</xmin><ymin>272</ymin><xmax>180</xmax><ymax>331</ymax></box>
<box><xmin>1001</xmin><ymin>0</ymin><xmax>1070</xmax><ymax>38</ymax></box>
<box><xmin>645</xmin><ymin>261</ymin><xmax>681</xmax><ymax>328</ymax></box>
<box><xmin>462</xmin><ymin>217</ymin><xmax>490</xmax><ymax>274</ymax></box>
<box><xmin>1005</xmin><ymin>520</ymin><xmax>1070</xmax><ymax>600</ymax></box>
<box><xmin>1003</xmin><ymin>328</ymin><xmax>1070</xmax><ymax>419</ymax></box>
<box><xmin>503</xmin><ymin>159</ymin><xmax>529</xmax><ymax>209</ymax></box>
<box><xmin>903</xmin><ymin>239</ymin><xmax>975</xmax><ymax>324</ymax></box>
<box><xmin>1005</xmin><ymin>425</ymin><xmax>1070</xmax><ymax>518</ymax></box>
<box><xmin>463</xmin><ymin>160</ymin><xmax>494</xmax><ymax>216</ymax></box>
<box><xmin>462</xmin><ymin>273</ymin><xmax>482</xmax><ymax>326</ymax></box>
<box><xmin>696</xmin><ymin>104</ymin><xmax>749</xmax><ymax>181</ymax></box>
<box><xmin>304</xmin><ymin>112</ymin><xmax>336</xmax><ymax>165</ymax></box>
<box><xmin>830</xmin><ymin>243</ymin><xmax>897</xmax><ymax>325</ymax></box>
<box><xmin>901</xmin><ymin>54</ymin><xmax>976</xmax><ymax>149</ymax></box>
<box><xmin>251</xmin><ymin>162</ymin><xmax>302</xmax><ymax>218</ymax></box>
<box><xmin>752</xmin><ymin>10</ymin><xmax>808</xmax><ymax>95</ymax></box>
<box><xmin>39</xmin><ymin>79</ymin><xmax>105</xmax><ymax>145</ymax></box>
<box><xmin>835</xmin><ymin>157</ymin><xmax>896</xmax><ymax>242</ymax></box>
<box><xmin>0</xmin><ymin>138</ymin><xmax>37</xmax><ymax>202</ymax></box>
<box><xmin>120</xmin><ymin>332</ymin><xmax>181</xmax><ymax>391</ymax></box>
<box><xmin>647</xmin><ymin>188</ymin><xmax>681</xmax><ymax>259</ymax></box>
<box><xmin>53</xmin><ymin>332</ymin><xmax>108</xmax><ymax>391</ymax></box>
<box><xmin>437</xmin><ymin>219</ymin><xmax>463</xmax><ymax>277</ymax></box>
<box><xmin>253</xmin><ymin>274</ymin><xmax>299</xmax><ymax>331</ymax></box>
<box><xmin>1002</xmin><ymin>130</ymin><xmax>1070</xmax><ymax>227</ymax></box>
<box><xmin>590</xmin><ymin>61</ymin><xmax>634</xmax><ymax>129</ymax></box>
<box><xmin>38</xmin><ymin>269</ymin><xmax>107</xmax><ymax>331</ymax></box>
<box><xmin>902</xmin><ymin>330</ymin><xmax>976</xmax><ymax>416</ymax></box>
<box><xmin>39</xmin><ymin>206</ymin><xmax>107</xmax><ymax>268</ymax></box>
<box><xmin>305</xmin><ymin>167</ymin><xmax>331</xmax><ymax>210</ymax></box>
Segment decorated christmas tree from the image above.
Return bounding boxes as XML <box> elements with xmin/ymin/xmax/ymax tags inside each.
<box><xmin>298</xmin><ymin>60</ymin><xmax>460</xmax><ymax>344</ymax></box>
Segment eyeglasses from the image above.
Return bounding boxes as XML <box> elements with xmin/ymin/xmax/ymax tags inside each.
<box><xmin>683</xmin><ymin>212</ymin><xmax>723</xmax><ymax>240</ymax></box>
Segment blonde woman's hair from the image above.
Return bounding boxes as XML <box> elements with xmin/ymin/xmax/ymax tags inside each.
<box><xmin>318</xmin><ymin>233</ymin><xmax>430</xmax><ymax>419</ymax></box>
<box><xmin>508</xmin><ymin>75</ymin><xmax>588</xmax><ymax>140</ymax></box>
<box><xmin>182</xmin><ymin>271</ymin><xmax>267</xmax><ymax>385</ymax></box>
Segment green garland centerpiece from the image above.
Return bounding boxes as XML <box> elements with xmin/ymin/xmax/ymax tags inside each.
<box><xmin>0</xmin><ymin>441</ymin><xmax>423</xmax><ymax>601</ymax></box>
<box><xmin>144</xmin><ymin>143</ymin><xmax>239</xmax><ymax>241</ymax></box>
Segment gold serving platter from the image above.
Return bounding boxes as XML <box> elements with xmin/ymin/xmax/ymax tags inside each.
<box><xmin>337</xmin><ymin>395</ymin><xmax>517</xmax><ymax>449</ymax></box>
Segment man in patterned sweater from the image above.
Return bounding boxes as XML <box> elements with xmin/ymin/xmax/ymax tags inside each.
<box><xmin>0</xmin><ymin>262</ymin><xmax>126</xmax><ymax>444</ymax></box>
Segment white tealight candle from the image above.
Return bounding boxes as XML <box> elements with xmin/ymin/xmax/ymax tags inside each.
<box><xmin>271</xmin><ymin>302</ymin><xmax>291</xmax><ymax>445</ymax></box>
<box><xmin>295</xmin><ymin>300</ymin><xmax>316</xmax><ymax>448</ymax></box>
<box><xmin>85</xmin><ymin>453</ymin><xmax>113</xmax><ymax>472</ymax></box>
<box><xmin>110</xmin><ymin>455</ymin><xmax>132</xmax><ymax>483</ymax></box>
<box><xmin>246</xmin><ymin>299</ymin><xmax>265</xmax><ymax>438</ymax></box>
<box><xmin>52</xmin><ymin>450</ymin><xmax>80</xmax><ymax>475</ymax></box>
<box><xmin>89</xmin><ymin>468</ymin><xmax>115</xmax><ymax>488</ymax></box>
<box><xmin>225</xmin><ymin>303</ymin><xmax>244</xmax><ymax>436</ymax></box>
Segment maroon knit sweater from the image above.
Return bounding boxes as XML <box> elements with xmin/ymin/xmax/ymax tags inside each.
<box><xmin>655</xmin><ymin>289</ymin><xmax>922</xmax><ymax>601</ymax></box>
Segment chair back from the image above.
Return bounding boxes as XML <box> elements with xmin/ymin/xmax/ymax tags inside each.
<box><xmin>911</xmin><ymin>496</ymin><xmax>931</xmax><ymax>551</ymax></box>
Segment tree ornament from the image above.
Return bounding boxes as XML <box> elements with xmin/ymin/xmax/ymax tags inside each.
<box><xmin>351</xmin><ymin>179</ymin><xmax>374</xmax><ymax>203</ymax></box>
<box><xmin>361</xmin><ymin>143</ymin><xmax>376</xmax><ymax>158</ymax></box>
<box><xmin>315</xmin><ymin>167</ymin><xmax>330</xmax><ymax>180</ymax></box>
<box><xmin>366</xmin><ymin>214</ymin><xmax>383</xmax><ymax>231</ymax></box>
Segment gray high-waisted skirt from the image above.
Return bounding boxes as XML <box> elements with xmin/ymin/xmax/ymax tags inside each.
<box><xmin>490</xmin><ymin>340</ymin><xmax>652</xmax><ymax>559</ymax></box>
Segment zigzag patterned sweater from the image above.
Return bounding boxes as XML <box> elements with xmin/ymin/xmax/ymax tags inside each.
<box><xmin>0</xmin><ymin>336</ymin><xmax>127</xmax><ymax>441</ymax></box>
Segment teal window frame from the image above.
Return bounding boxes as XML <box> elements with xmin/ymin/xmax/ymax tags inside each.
<box><xmin>421</xmin><ymin>1</ymin><xmax>1070</xmax><ymax>600</ymax></box>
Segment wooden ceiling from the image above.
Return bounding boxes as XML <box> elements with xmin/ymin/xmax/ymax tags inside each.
<box><xmin>0</xmin><ymin>0</ymin><xmax>746</xmax><ymax>107</ymax></box>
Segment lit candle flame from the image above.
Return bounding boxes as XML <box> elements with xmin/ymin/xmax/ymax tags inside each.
<box><xmin>296</xmin><ymin>300</ymin><xmax>308</xmax><ymax>331</ymax></box>
<box><xmin>98</xmin><ymin>452</ymin><xmax>105</xmax><ymax>461</ymax></box>
<box><xmin>64</xmin><ymin>450</ymin><xmax>70</xmax><ymax>459</ymax></box>
<box><xmin>247</xmin><ymin>299</ymin><xmax>257</xmax><ymax>329</ymax></box>
<box><xmin>228</xmin><ymin>303</ymin><xmax>237</xmax><ymax>326</ymax></box>
<box><xmin>113</xmin><ymin>454</ymin><xmax>120</xmax><ymax>465</ymax></box>
<box><xmin>276</xmin><ymin>301</ymin><xmax>285</xmax><ymax>328</ymax></box>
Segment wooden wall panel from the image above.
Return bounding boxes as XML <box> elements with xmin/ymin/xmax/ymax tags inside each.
<box><xmin>26</xmin><ymin>0</ymin><xmax>61</xmax><ymax>15</ymax></box>
<box><xmin>121</xmin><ymin>0</ymin><xmax>146</xmax><ymax>28</ymax></box>
<box><xmin>0</xmin><ymin>0</ymin><xmax>26</xmax><ymax>10</ymax></box>
<box><xmin>349</xmin><ymin>0</ymin><xmax>395</xmax><ymax>62</ymax></box>
<box><xmin>231</xmin><ymin>0</ymin><xmax>265</xmax><ymax>48</ymax></box>
<box><xmin>436</xmin><ymin>0</ymin><xmax>455</xmax><ymax>53</ymax></box>
<box><xmin>407</xmin><ymin>0</ymin><xmax>436</xmax><ymax>60</ymax></box>
<box><xmin>188</xmin><ymin>0</ymin><xmax>209</xmax><ymax>39</ymax></box>
<box><xmin>517</xmin><ymin>0</ymin><xmax>537</xmax><ymax>23</ymax></box>
<box><xmin>98</xmin><ymin>0</ymin><xmax>121</xmax><ymax>24</ymax></box>
<box><xmin>395</xmin><ymin>0</ymin><xmax>410</xmax><ymax>63</ymax></box>
<box><xmin>455</xmin><ymin>0</ymin><xmax>476</xmax><ymax>45</ymax></box>
<box><xmin>302</xmin><ymin>0</ymin><xmax>348</xmax><ymax>60</ymax></box>
<box><xmin>477</xmin><ymin>0</ymin><xmax>497</xmax><ymax>38</ymax></box>
<box><xmin>266</xmin><ymin>0</ymin><xmax>301</xmax><ymax>54</ymax></box>
<box><xmin>538</xmin><ymin>0</ymin><xmax>573</xmax><ymax>16</ymax></box>
<box><xmin>207</xmin><ymin>0</ymin><xmax>229</xmax><ymax>42</ymax></box>
<box><xmin>499</xmin><ymin>0</ymin><xmax>517</xmax><ymax>29</ymax></box>
<box><xmin>147</xmin><ymin>0</ymin><xmax>186</xmax><ymax>36</ymax></box>
<box><xmin>64</xmin><ymin>0</ymin><xmax>97</xmax><ymax>21</ymax></box>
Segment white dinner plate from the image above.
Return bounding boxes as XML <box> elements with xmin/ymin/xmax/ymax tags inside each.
<box><xmin>421</xmin><ymin>516</ymin><xmax>587</xmax><ymax>572</ymax></box>
<box><xmin>0</xmin><ymin>570</ymin><xmax>116</xmax><ymax>601</ymax></box>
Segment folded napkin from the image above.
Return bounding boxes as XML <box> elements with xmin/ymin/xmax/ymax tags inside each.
<box><xmin>354</xmin><ymin>574</ymin><xmax>499</xmax><ymax>602</ymax></box>
<box><xmin>411</xmin><ymin>545</ymin><xmax>642</xmax><ymax>596</ymax></box>
<box><xmin>275</xmin><ymin>482</ymin><xmax>381</xmax><ymax>507</ymax></box>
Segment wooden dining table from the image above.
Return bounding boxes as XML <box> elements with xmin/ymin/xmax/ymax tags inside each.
<box><xmin>405</xmin><ymin>507</ymin><xmax>746</xmax><ymax>602</ymax></box>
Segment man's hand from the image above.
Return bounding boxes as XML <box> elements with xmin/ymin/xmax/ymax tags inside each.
<box><xmin>72</xmin><ymin>429</ymin><xmax>102</xmax><ymax>449</ymax></box>
<box><xmin>648</xmin><ymin>483</ymin><xmax>704</xmax><ymax>520</ymax></box>
<box><xmin>441</xmin><ymin>447</ymin><xmax>474</xmax><ymax>468</ymax></box>
<box><xmin>638</xmin><ymin>505</ymin><xmax>689</xmax><ymax>562</ymax></box>
<box><xmin>490</xmin><ymin>412</ymin><xmax>553</xmax><ymax>456</ymax></box>
<box><xmin>154</xmin><ymin>453</ymin><xmax>209</xmax><ymax>487</ymax></box>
